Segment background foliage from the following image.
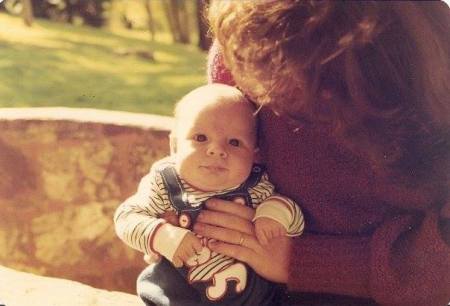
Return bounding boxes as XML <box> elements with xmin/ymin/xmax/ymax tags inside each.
<box><xmin>0</xmin><ymin>0</ymin><xmax>210</xmax><ymax>115</ymax></box>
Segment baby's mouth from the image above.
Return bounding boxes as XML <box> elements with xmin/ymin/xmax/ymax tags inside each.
<box><xmin>200</xmin><ymin>165</ymin><xmax>227</xmax><ymax>172</ymax></box>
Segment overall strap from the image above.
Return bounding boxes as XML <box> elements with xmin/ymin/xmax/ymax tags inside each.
<box><xmin>158</xmin><ymin>162</ymin><xmax>202</xmax><ymax>229</ymax></box>
<box><xmin>218</xmin><ymin>164</ymin><xmax>265</xmax><ymax>207</ymax></box>
<box><xmin>158</xmin><ymin>165</ymin><xmax>188</xmax><ymax>213</ymax></box>
<box><xmin>157</xmin><ymin>162</ymin><xmax>266</xmax><ymax>228</ymax></box>
<box><xmin>243</xmin><ymin>164</ymin><xmax>265</xmax><ymax>189</ymax></box>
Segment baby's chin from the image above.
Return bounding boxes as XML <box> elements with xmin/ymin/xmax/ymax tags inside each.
<box><xmin>185</xmin><ymin>180</ymin><xmax>228</xmax><ymax>192</ymax></box>
<box><xmin>177</xmin><ymin>166</ymin><xmax>248</xmax><ymax>192</ymax></box>
<box><xmin>182</xmin><ymin>177</ymin><xmax>240</xmax><ymax>193</ymax></box>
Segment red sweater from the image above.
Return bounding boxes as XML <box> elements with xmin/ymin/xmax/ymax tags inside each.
<box><xmin>207</xmin><ymin>42</ymin><xmax>450</xmax><ymax>306</ymax></box>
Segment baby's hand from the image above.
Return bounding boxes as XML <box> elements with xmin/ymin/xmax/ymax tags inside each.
<box><xmin>255</xmin><ymin>217</ymin><xmax>287</xmax><ymax>245</ymax></box>
<box><xmin>172</xmin><ymin>232</ymin><xmax>202</xmax><ymax>268</ymax></box>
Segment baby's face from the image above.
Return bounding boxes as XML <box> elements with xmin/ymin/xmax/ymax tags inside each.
<box><xmin>173</xmin><ymin>100</ymin><xmax>256</xmax><ymax>192</ymax></box>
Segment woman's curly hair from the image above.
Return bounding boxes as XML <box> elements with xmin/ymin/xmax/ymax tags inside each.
<box><xmin>208</xmin><ymin>0</ymin><xmax>450</xmax><ymax>186</ymax></box>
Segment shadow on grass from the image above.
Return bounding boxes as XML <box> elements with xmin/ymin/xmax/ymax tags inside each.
<box><xmin>36</xmin><ymin>16</ymin><xmax>206</xmax><ymax>65</ymax></box>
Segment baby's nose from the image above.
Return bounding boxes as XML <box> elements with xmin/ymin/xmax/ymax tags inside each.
<box><xmin>206</xmin><ymin>144</ymin><xmax>227</xmax><ymax>158</ymax></box>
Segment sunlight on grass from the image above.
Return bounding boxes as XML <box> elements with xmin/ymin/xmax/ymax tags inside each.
<box><xmin>55</xmin><ymin>51</ymin><xmax>122</xmax><ymax>73</ymax></box>
<box><xmin>0</xmin><ymin>12</ymin><xmax>207</xmax><ymax>116</ymax></box>
<box><xmin>0</xmin><ymin>14</ymin><xmax>66</xmax><ymax>49</ymax></box>
<box><xmin>110</xmin><ymin>27</ymin><xmax>173</xmax><ymax>45</ymax></box>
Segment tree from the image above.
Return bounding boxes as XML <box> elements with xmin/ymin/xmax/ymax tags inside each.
<box><xmin>143</xmin><ymin>0</ymin><xmax>155</xmax><ymax>41</ymax></box>
<box><xmin>162</xmin><ymin>0</ymin><xmax>190</xmax><ymax>44</ymax></box>
<box><xmin>21</xmin><ymin>0</ymin><xmax>34</xmax><ymax>26</ymax></box>
<box><xmin>175</xmin><ymin>0</ymin><xmax>190</xmax><ymax>44</ymax></box>
<box><xmin>196</xmin><ymin>0</ymin><xmax>211</xmax><ymax>51</ymax></box>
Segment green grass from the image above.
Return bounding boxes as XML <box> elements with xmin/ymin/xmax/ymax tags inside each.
<box><xmin>0</xmin><ymin>13</ymin><xmax>207</xmax><ymax>116</ymax></box>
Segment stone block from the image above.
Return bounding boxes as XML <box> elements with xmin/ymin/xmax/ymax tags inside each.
<box><xmin>0</xmin><ymin>108</ymin><xmax>173</xmax><ymax>295</ymax></box>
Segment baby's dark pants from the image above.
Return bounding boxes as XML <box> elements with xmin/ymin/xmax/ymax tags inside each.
<box><xmin>137</xmin><ymin>259</ymin><xmax>281</xmax><ymax>306</ymax></box>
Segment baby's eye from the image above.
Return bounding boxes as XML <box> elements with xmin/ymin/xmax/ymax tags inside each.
<box><xmin>229</xmin><ymin>139</ymin><xmax>240</xmax><ymax>147</ymax></box>
<box><xmin>194</xmin><ymin>134</ymin><xmax>207</xmax><ymax>142</ymax></box>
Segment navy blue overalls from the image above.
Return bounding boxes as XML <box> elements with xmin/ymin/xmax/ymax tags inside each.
<box><xmin>137</xmin><ymin>162</ymin><xmax>282</xmax><ymax>306</ymax></box>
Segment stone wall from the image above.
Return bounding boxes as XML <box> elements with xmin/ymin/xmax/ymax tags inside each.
<box><xmin>0</xmin><ymin>266</ymin><xmax>144</xmax><ymax>306</ymax></box>
<box><xmin>0</xmin><ymin>108</ymin><xmax>173</xmax><ymax>295</ymax></box>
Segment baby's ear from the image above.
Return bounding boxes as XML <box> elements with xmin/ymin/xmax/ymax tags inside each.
<box><xmin>253</xmin><ymin>147</ymin><xmax>261</xmax><ymax>163</ymax></box>
<box><xmin>169</xmin><ymin>133</ymin><xmax>177</xmax><ymax>155</ymax></box>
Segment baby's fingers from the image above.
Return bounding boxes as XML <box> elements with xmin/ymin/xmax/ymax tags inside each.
<box><xmin>192</xmin><ymin>238</ymin><xmax>203</xmax><ymax>254</ymax></box>
<box><xmin>182</xmin><ymin>246</ymin><xmax>197</xmax><ymax>260</ymax></box>
<box><xmin>256</xmin><ymin>227</ymin><xmax>269</xmax><ymax>245</ymax></box>
<box><xmin>277</xmin><ymin>226</ymin><xmax>287</xmax><ymax>237</ymax></box>
<box><xmin>272</xmin><ymin>224</ymin><xmax>287</xmax><ymax>238</ymax></box>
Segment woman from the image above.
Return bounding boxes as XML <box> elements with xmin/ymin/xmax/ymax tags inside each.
<box><xmin>193</xmin><ymin>1</ymin><xmax>450</xmax><ymax>305</ymax></box>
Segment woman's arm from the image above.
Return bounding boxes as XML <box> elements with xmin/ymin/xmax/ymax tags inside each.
<box><xmin>193</xmin><ymin>199</ymin><xmax>291</xmax><ymax>283</ymax></box>
<box><xmin>287</xmin><ymin>203</ymin><xmax>450</xmax><ymax>306</ymax></box>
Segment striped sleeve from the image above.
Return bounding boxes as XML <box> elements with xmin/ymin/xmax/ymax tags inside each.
<box><xmin>248</xmin><ymin>172</ymin><xmax>275</xmax><ymax>206</ymax></box>
<box><xmin>249</xmin><ymin>172</ymin><xmax>304</xmax><ymax>236</ymax></box>
<box><xmin>113</xmin><ymin>167</ymin><xmax>173</xmax><ymax>255</ymax></box>
<box><xmin>254</xmin><ymin>195</ymin><xmax>305</xmax><ymax>236</ymax></box>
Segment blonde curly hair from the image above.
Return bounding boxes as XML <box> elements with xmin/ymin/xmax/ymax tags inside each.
<box><xmin>208</xmin><ymin>0</ymin><xmax>450</xmax><ymax>184</ymax></box>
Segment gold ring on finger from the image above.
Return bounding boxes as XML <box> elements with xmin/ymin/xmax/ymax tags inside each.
<box><xmin>238</xmin><ymin>235</ymin><xmax>245</xmax><ymax>246</ymax></box>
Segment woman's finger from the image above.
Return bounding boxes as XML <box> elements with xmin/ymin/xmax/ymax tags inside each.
<box><xmin>235</xmin><ymin>232</ymin><xmax>263</xmax><ymax>252</ymax></box>
<box><xmin>206</xmin><ymin>198</ymin><xmax>255</xmax><ymax>220</ymax></box>
<box><xmin>207</xmin><ymin>236</ymin><xmax>265</xmax><ymax>270</ymax></box>
<box><xmin>208</xmin><ymin>236</ymin><xmax>291</xmax><ymax>283</ymax></box>
<box><xmin>193</xmin><ymin>223</ymin><xmax>249</xmax><ymax>243</ymax></box>
<box><xmin>197</xmin><ymin>210</ymin><xmax>254</xmax><ymax>235</ymax></box>
<box><xmin>195</xmin><ymin>222</ymin><xmax>262</xmax><ymax>252</ymax></box>
<box><xmin>208</xmin><ymin>240</ymin><xmax>256</xmax><ymax>264</ymax></box>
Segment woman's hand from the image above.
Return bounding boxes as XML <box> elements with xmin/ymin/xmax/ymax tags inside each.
<box><xmin>193</xmin><ymin>199</ymin><xmax>291</xmax><ymax>283</ymax></box>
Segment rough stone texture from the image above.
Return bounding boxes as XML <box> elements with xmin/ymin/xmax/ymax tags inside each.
<box><xmin>0</xmin><ymin>108</ymin><xmax>172</xmax><ymax>295</ymax></box>
<box><xmin>0</xmin><ymin>265</ymin><xmax>145</xmax><ymax>306</ymax></box>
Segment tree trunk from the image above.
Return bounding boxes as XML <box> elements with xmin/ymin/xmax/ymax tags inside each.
<box><xmin>143</xmin><ymin>0</ymin><xmax>155</xmax><ymax>41</ymax></box>
<box><xmin>162</xmin><ymin>0</ymin><xmax>179</xmax><ymax>42</ymax></box>
<box><xmin>177</xmin><ymin>0</ymin><xmax>190</xmax><ymax>44</ymax></box>
<box><xmin>22</xmin><ymin>0</ymin><xmax>34</xmax><ymax>27</ymax></box>
<box><xmin>197</xmin><ymin>0</ymin><xmax>211</xmax><ymax>51</ymax></box>
<box><xmin>163</xmin><ymin>0</ymin><xmax>190</xmax><ymax>44</ymax></box>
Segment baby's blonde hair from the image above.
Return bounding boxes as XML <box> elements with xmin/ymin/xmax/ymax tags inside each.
<box><xmin>174</xmin><ymin>83</ymin><xmax>252</xmax><ymax>121</ymax></box>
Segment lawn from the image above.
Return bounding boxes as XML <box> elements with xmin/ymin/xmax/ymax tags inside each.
<box><xmin>0</xmin><ymin>12</ymin><xmax>207</xmax><ymax>116</ymax></box>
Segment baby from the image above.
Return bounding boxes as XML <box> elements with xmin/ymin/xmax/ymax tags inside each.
<box><xmin>114</xmin><ymin>84</ymin><xmax>304</xmax><ymax>305</ymax></box>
